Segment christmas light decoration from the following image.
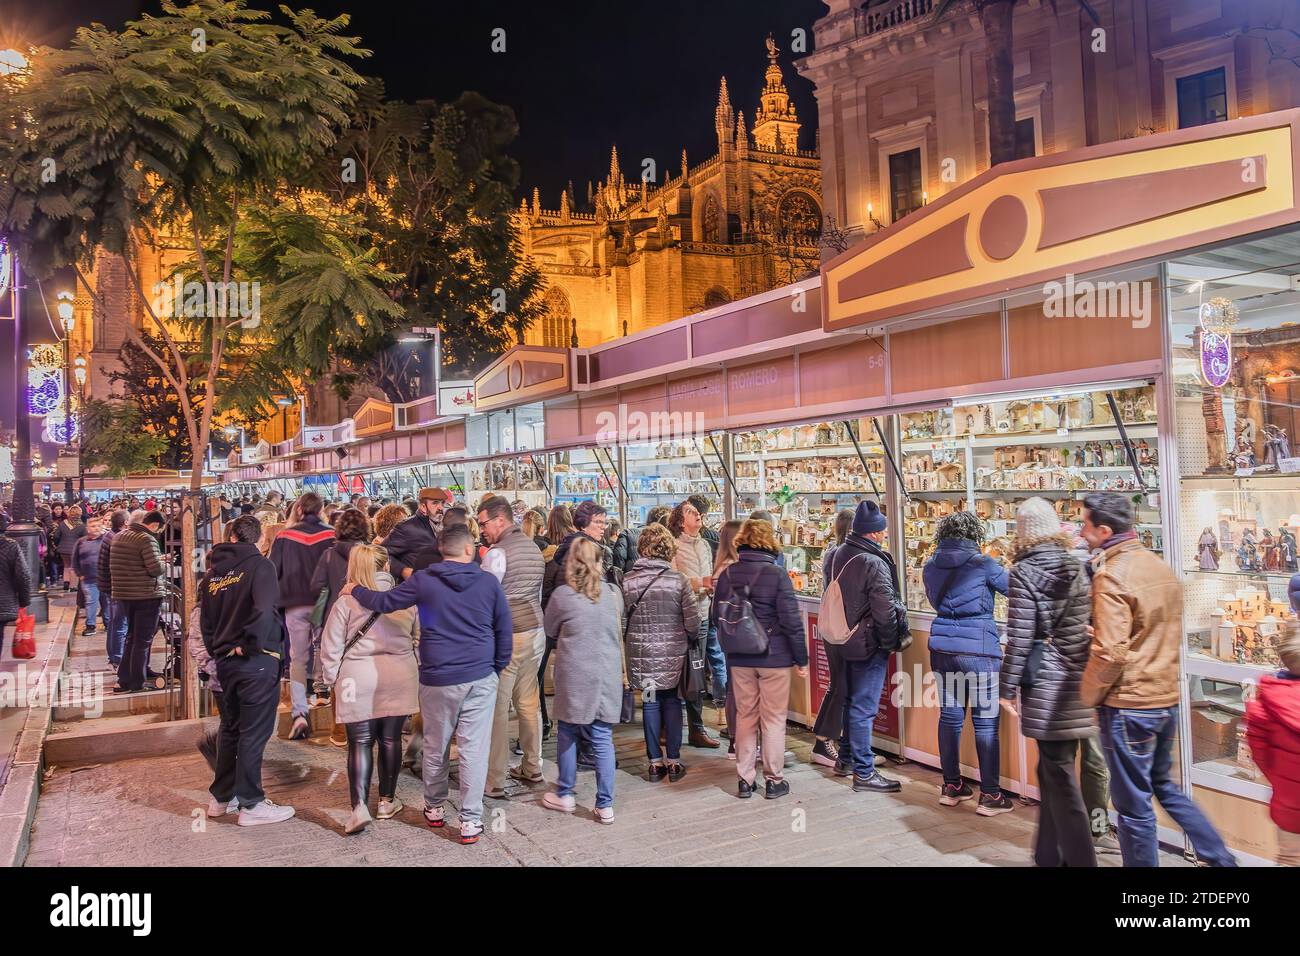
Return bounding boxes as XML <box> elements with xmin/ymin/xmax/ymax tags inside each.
<box><xmin>27</xmin><ymin>370</ymin><xmax>63</xmax><ymax>415</ymax></box>
<box><xmin>29</xmin><ymin>343</ymin><xmax>63</xmax><ymax>373</ymax></box>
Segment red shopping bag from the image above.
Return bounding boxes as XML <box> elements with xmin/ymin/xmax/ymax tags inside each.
<box><xmin>12</xmin><ymin>609</ymin><xmax>37</xmax><ymax>659</ymax></box>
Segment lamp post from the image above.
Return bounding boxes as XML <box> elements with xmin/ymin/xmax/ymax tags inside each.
<box><xmin>57</xmin><ymin>290</ymin><xmax>74</xmax><ymax>504</ymax></box>
<box><xmin>74</xmin><ymin>355</ymin><xmax>86</xmax><ymax>498</ymax></box>
<box><xmin>4</xmin><ymin>242</ymin><xmax>48</xmax><ymax>621</ymax></box>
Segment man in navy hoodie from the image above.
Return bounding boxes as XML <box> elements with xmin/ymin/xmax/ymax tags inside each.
<box><xmin>343</xmin><ymin>523</ymin><xmax>512</xmax><ymax>845</ymax></box>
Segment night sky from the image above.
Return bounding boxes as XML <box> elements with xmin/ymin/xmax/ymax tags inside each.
<box><xmin>0</xmin><ymin>0</ymin><xmax>826</xmax><ymax>438</ymax></box>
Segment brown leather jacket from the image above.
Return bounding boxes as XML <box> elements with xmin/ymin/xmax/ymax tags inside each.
<box><xmin>1080</xmin><ymin>537</ymin><xmax>1182</xmax><ymax>709</ymax></box>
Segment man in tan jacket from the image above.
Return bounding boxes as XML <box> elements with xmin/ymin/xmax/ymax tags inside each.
<box><xmin>1079</xmin><ymin>492</ymin><xmax>1234</xmax><ymax>867</ymax></box>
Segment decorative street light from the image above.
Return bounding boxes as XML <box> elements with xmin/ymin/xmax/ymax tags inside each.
<box><xmin>57</xmin><ymin>290</ymin><xmax>75</xmax><ymax>503</ymax></box>
<box><xmin>74</xmin><ymin>355</ymin><xmax>87</xmax><ymax>497</ymax></box>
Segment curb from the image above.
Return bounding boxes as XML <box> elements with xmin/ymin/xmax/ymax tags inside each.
<box><xmin>0</xmin><ymin>604</ymin><xmax>74</xmax><ymax>868</ymax></box>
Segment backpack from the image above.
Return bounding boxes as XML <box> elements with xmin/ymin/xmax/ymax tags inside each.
<box><xmin>716</xmin><ymin>571</ymin><xmax>771</xmax><ymax>656</ymax></box>
<box><xmin>818</xmin><ymin>552</ymin><xmax>864</xmax><ymax>645</ymax></box>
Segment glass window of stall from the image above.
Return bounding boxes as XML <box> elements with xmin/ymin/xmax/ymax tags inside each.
<box><xmin>623</xmin><ymin>433</ymin><xmax>728</xmax><ymax>530</ymax></box>
<box><xmin>899</xmin><ymin>382</ymin><xmax>1162</xmax><ymax>616</ymax></box>
<box><xmin>550</xmin><ymin>446</ymin><xmax>619</xmax><ymax>516</ymax></box>
<box><xmin>731</xmin><ymin>418</ymin><xmax>889</xmax><ymax>597</ymax></box>
<box><xmin>1167</xmin><ymin>226</ymin><xmax>1300</xmax><ymax>804</ymax></box>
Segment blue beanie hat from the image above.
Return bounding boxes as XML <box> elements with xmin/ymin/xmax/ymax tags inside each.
<box><xmin>852</xmin><ymin>499</ymin><xmax>887</xmax><ymax>535</ymax></box>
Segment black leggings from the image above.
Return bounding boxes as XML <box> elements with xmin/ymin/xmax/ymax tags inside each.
<box><xmin>345</xmin><ymin>716</ymin><xmax>406</xmax><ymax>810</ymax></box>
<box><xmin>538</xmin><ymin>639</ymin><xmax>554</xmax><ymax>727</ymax></box>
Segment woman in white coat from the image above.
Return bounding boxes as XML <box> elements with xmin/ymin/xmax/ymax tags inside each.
<box><xmin>319</xmin><ymin>544</ymin><xmax>419</xmax><ymax>834</ymax></box>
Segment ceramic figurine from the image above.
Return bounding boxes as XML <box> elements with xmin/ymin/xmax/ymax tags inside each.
<box><xmin>1262</xmin><ymin>531</ymin><xmax>1282</xmax><ymax>571</ymax></box>
<box><xmin>1280</xmin><ymin>528</ymin><xmax>1298</xmax><ymax>572</ymax></box>
<box><xmin>1237</xmin><ymin>539</ymin><xmax>1259</xmax><ymax>572</ymax></box>
<box><xmin>1263</xmin><ymin>424</ymin><xmax>1291</xmax><ymax>469</ymax></box>
<box><xmin>1231</xmin><ymin>435</ymin><xmax>1257</xmax><ymax>470</ymax></box>
<box><xmin>1197</xmin><ymin>528</ymin><xmax>1220</xmax><ymax>571</ymax></box>
<box><xmin>1135</xmin><ymin>392</ymin><xmax>1155</xmax><ymax>421</ymax></box>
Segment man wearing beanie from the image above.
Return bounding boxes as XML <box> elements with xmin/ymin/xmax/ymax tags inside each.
<box><xmin>1246</xmin><ymin>632</ymin><xmax>1300</xmax><ymax>866</ymax></box>
<box><xmin>822</xmin><ymin>499</ymin><xmax>906</xmax><ymax>793</ymax></box>
<box><xmin>1080</xmin><ymin>491</ymin><xmax>1234</xmax><ymax>866</ymax></box>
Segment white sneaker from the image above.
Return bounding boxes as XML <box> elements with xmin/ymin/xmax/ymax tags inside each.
<box><xmin>594</xmin><ymin>806</ymin><xmax>614</xmax><ymax>825</ymax></box>
<box><xmin>459</xmin><ymin>820</ymin><xmax>483</xmax><ymax>845</ymax></box>
<box><xmin>237</xmin><ymin>799</ymin><xmax>296</xmax><ymax>827</ymax></box>
<box><xmin>376</xmin><ymin>797</ymin><xmax>404</xmax><ymax>820</ymax></box>
<box><xmin>344</xmin><ymin>804</ymin><xmax>372</xmax><ymax>835</ymax></box>
<box><xmin>422</xmin><ymin>804</ymin><xmax>445</xmax><ymax>828</ymax></box>
<box><xmin>542</xmin><ymin>791</ymin><xmax>576</xmax><ymax>813</ymax></box>
<box><xmin>206</xmin><ymin>796</ymin><xmax>238</xmax><ymax>817</ymax></box>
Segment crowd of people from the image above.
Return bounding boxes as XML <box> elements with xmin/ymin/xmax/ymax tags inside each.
<box><xmin>1</xmin><ymin>485</ymin><xmax>1297</xmax><ymax>866</ymax></box>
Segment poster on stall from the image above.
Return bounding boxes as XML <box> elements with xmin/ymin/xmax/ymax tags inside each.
<box><xmin>806</xmin><ymin>611</ymin><xmax>899</xmax><ymax>740</ymax></box>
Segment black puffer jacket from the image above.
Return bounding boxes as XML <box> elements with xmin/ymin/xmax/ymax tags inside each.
<box><xmin>1000</xmin><ymin>542</ymin><xmax>1094</xmax><ymax>741</ymax></box>
<box><xmin>711</xmin><ymin>548</ymin><xmax>807</xmax><ymax>669</ymax></box>
<box><xmin>0</xmin><ymin>536</ymin><xmax>33</xmax><ymax>624</ymax></box>
<box><xmin>109</xmin><ymin>522</ymin><xmax>168</xmax><ymax>601</ymax></box>
<box><xmin>825</xmin><ymin>532</ymin><xmax>904</xmax><ymax>660</ymax></box>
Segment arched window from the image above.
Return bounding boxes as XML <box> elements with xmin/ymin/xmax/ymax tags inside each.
<box><xmin>703</xmin><ymin>286</ymin><xmax>732</xmax><ymax>309</ymax></box>
<box><xmin>540</xmin><ymin>287</ymin><xmax>572</xmax><ymax>347</ymax></box>
<box><xmin>777</xmin><ymin>190</ymin><xmax>822</xmax><ymax>245</ymax></box>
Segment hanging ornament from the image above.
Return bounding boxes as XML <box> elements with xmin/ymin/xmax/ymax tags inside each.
<box><xmin>29</xmin><ymin>343</ymin><xmax>63</xmax><ymax>373</ymax></box>
<box><xmin>45</xmin><ymin>410</ymin><xmax>78</xmax><ymax>443</ymax></box>
<box><xmin>1198</xmin><ymin>296</ymin><xmax>1238</xmax><ymax>389</ymax></box>
<box><xmin>27</xmin><ymin>370</ymin><xmax>63</xmax><ymax>415</ymax></box>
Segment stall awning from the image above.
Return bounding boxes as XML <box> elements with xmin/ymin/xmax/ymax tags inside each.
<box><xmin>822</xmin><ymin>108</ymin><xmax>1300</xmax><ymax>334</ymax></box>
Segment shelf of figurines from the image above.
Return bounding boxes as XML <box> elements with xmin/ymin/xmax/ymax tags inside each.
<box><xmin>903</xmin><ymin>437</ymin><xmax>1158</xmax><ymax>495</ymax></box>
<box><xmin>733</xmin><ymin>421</ymin><xmax>877</xmax><ymax>456</ymax></box>
<box><xmin>733</xmin><ymin>444</ymin><xmax>885</xmax><ymax>462</ymax></box>
<box><xmin>899</xmin><ymin>385</ymin><xmax>1158</xmax><ymax>444</ymax></box>
<box><xmin>901</xmin><ymin>423</ymin><xmax>1158</xmax><ymax>453</ymax></box>
<box><xmin>622</xmin><ymin>439</ymin><xmax>727</xmax><ymax>460</ymax></box>
<box><xmin>1186</xmin><ymin>582</ymin><xmax>1297</xmax><ymax>672</ymax></box>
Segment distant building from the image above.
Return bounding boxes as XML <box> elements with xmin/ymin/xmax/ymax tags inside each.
<box><xmin>798</xmin><ymin>0</ymin><xmax>1300</xmax><ymax>242</ymax></box>
<box><xmin>517</xmin><ymin>37</ymin><xmax>823</xmax><ymax>347</ymax></box>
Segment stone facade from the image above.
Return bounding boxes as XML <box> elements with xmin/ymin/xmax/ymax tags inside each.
<box><xmin>798</xmin><ymin>0</ymin><xmax>1300</xmax><ymax>244</ymax></box>
<box><xmin>518</xmin><ymin>39</ymin><xmax>823</xmax><ymax>348</ymax></box>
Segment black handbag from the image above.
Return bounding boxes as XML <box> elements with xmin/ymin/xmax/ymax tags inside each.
<box><xmin>679</xmin><ymin>633</ymin><xmax>708</xmax><ymax>700</ymax></box>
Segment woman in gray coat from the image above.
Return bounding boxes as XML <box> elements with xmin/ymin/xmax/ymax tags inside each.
<box><xmin>622</xmin><ymin>523</ymin><xmax>699</xmax><ymax>781</ymax></box>
<box><xmin>999</xmin><ymin>497</ymin><xmax>1096</xmax><ymax>867</ymax></box>
<box><xmin>542</xmin><ymin>536</ymin><xmax>625</xmax><ymax>823</ymax></box>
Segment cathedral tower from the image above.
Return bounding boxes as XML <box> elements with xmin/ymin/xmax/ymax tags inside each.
<box><xmin>752</xmin><ymin>34</ymin><xmax>800</xmax><ymax>153</ymax></box>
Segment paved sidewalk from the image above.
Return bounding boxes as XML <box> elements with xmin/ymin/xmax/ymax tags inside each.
<box><xmin>23</xmin><ymin>711</ymin><xmax>1189</xmax><ymax>867</ymax></box>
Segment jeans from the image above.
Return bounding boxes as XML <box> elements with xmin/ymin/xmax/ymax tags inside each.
<box><xmin>930</xmin><ymin>651</ymin><xmax>1001</xmax><ymax>794</ymax></box>
<box><xmin>285</xmin><ymin>605</ymin><xmax>317</xmax><ymax>719</ymax></box>
<box><xmin>80</xmin><ymin>581</ymin><xmax>108</xmax><ymax>631</ymax></box>
<box><xmin>345</xmin><ymin>715</ymin><xmax>406</xmax><ymax>810</ymax></box>
<box><xmin>812</xmin><ymin>640</ymin><xmax>848</xmax><ymax>744</ymax></box>
<box><xmin>105</xmin><ymin>600</ymin><xmax>129</xmax><ymax>666</ymax></box>
<box><xmin>488</xmin><ymin>627</ymin><xmax>544</xmax><ymax>791</ymax></box>
<box><xmin>420</xmin><ymin>674</ymin><xmax>499</xmax><ymax>827</ymax></box>
<box><xmin>116</xmin><ymin>598</ymin><xmax>162</xmax><ymax>691</ymax></box>
<box><xmin>556</xmin><ymin>719</ymin><xmax>615</xmax><ymax>808</ymax></box>
<box><xmin>1098</xmin><ymin>705</ymin><xmax>1235</xmax><ymax>867</ymax></box>
<box><xmin>1035</xmin><ymin>739</ymin><xmax>1097</xmax><ymax>867</ymax></box>
<box><xmin>642</xmin><ymin>686</ymin><xmax>683</xmax><ymax>763</ymax></box>
<box><xmin>210</xmin><ymin>653</ymin><xmax>281</xmax><ymax>808</ymax></box>
<box><xmin>839</xmin><ymin>649</ymin><xmax>890</xmax><ymax>778</ymax></box>
<box><xmin>705</xmin><ymin>624</ymin><xmax>727</xmax><ymax>702</ymax></box>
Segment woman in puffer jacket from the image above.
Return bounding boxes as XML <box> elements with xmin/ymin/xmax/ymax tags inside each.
<box><xmin>1000</xmin><ymin>497</ymin><xmax>1096</xmax><ymax>867</ymax></box>
<box><xmin>622</xmin><ymin>523</ymin><xmax>699</xmax><ymax>781</ymax></box>
<box><xmin>922</xmin><ymin>510</ymin><xmax>1011</xmax><ymax>816</ymax></box>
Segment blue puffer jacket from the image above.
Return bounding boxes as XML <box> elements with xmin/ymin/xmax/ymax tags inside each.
<box><xmin>922</xmin><ymin>538</ymin><xmax>1009</xmax><ymax>659</ymax></box>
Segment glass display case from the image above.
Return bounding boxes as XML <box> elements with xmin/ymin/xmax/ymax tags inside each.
<box><xmin>732</xmin><ymin>418</ymin><xmax>887</xmax><ymax>596</ymax></box>
<box><xmin>623</xmin><ymin>437</ymin><xmax>725</xmax><ymax>527</ymax></box>
<box><xmin>549</xmin><ymin>447</ymin><xmax>618</xmax><ymax>514</ymax></box>
<box><xmin>1188</xmin><ymin>674</ymin><xmax>1269</xmax><ymax>799</ymax></box>
<box><xmin>899</xmin><ymin>383</ymin><xmax>1162</xmax><ymax>615</ymax></box>
<box><xmin>465</xmin><ymin>455</ymin><xmax>549</xmax><ymax>512</ymax></box>
<box><xmin>1168</xmin><ymin>234</ymin><xmax>1300</xmax><ymax>686</ymax></box>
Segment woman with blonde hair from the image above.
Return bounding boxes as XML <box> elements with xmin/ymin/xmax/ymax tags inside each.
<box><xmin>541</xmin><ymin>536</ymin><xmax>625</xmax><ymax>823</ymax></box>
<box><xmin>712</xmin><ymin>518</ymin><xmax>807</xmax><ymax>799</ymax></box>
<box><xmin>623</xmin><ymin>523</ymin><xmax>699</xmax><ymax>781</ymax></box>
<box><xmin>319</xmin><ymin>543</ymin><xmax>420</xmax><ymax>835</ymax></box>
<box><xmin>522</xmin><ymin>509</ymin><xmax>546</xmax><ymax>549</ymax></box>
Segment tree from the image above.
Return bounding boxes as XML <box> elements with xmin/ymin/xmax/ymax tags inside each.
<box><xmin>310</xmin><ymin>84</ymin><xmax>547</xmax><ymax>390</ymax></box>
<box><xmin>80</xmin><ymin>400</ymin><xmax>171</xmax><ymax>478</ymax></box>
<box><xmin>920</xmin><ymin>0</ymin><xmax>1098</xmax><ymax>167</ymax></box>
<box><xmin>0</xmin><ymin>0</ymin><xmax>400</xmax><ymax>716</ymax></box>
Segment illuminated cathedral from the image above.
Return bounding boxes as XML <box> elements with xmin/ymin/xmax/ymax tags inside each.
<box><xmin>518</xmin><ymin>37</ymin><xmax>823</xmax><ymax>348</ymax></box>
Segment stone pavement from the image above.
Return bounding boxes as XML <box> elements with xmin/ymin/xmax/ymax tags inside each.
<box><xmin>23</xmin><ymin>710</ymin><xmax>1190</xmax><ymax>867</ymax></box>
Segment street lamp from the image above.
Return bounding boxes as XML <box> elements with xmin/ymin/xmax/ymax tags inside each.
<box><xmin>57</xmin><ymin>290</ymin><xmax>75</xmax><ymax>503</ymax></box>
<box><xmin>74</xmin><ymin>356</ymin><xmax>87</xmax><ymax>497</ymax></box>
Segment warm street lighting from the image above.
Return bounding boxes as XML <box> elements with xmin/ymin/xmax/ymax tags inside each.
<box><xmin>57</xmin><ymin>290</ymin><xmax>74</xmax><ymax>333</ymax></box>
<box><xmin>73</xmin><ymin>356</ymin><xmax>87</xmax><ymax>387</ymax></box>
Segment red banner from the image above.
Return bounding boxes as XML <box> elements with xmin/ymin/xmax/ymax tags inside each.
<box><xmin>807</xmin><ymin>612</ymin><xmax>900</xmax><ymax>740</ymax></box>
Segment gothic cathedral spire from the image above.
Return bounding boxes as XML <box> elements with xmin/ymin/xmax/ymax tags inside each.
<box><xmin>715</xmin><ymin>77</ymin><xmax>735</xmax><ymax>148</ymax></box>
